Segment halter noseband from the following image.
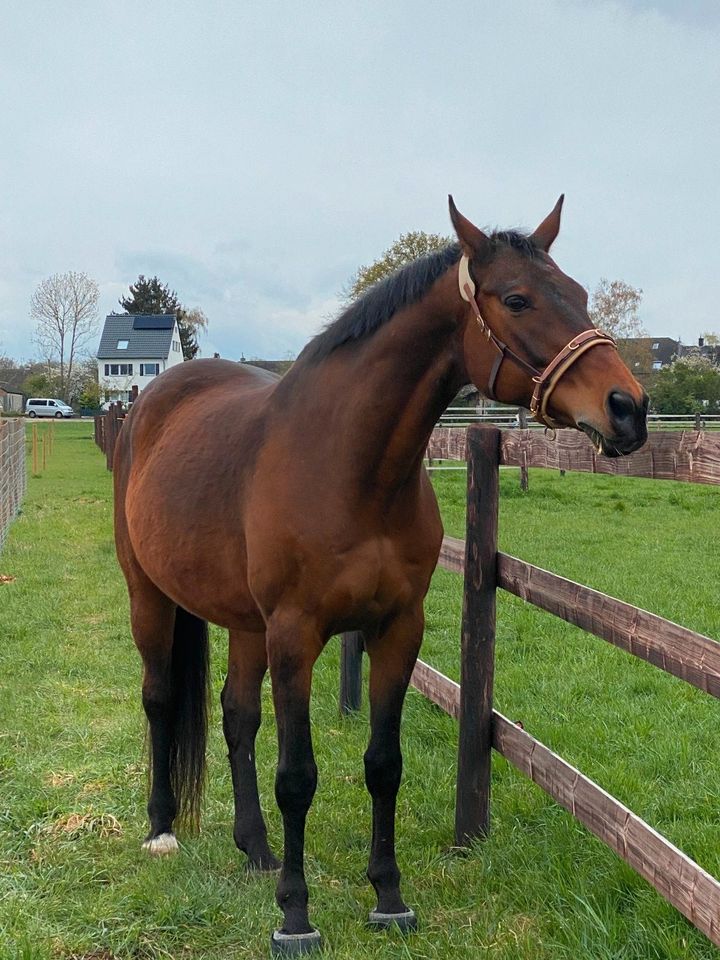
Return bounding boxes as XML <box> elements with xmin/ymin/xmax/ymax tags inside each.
<box><xmin>458</xmin><ymin>255</ymin><xmax>617</xmax><ymax>428</ymax></box>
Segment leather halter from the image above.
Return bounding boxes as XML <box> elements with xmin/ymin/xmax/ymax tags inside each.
<box><xmin>458</xmin><ymin>255</ymin><xmax>617</xmax><ymax>428</ymax></box>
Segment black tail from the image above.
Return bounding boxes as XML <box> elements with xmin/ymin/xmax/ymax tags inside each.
<box><xmin>169</xmin><ymin>607</ymin><xmax>210</xmax><ymax>831</ymax></box>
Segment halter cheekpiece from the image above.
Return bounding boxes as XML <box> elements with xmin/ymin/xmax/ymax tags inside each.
<box><xmin>458</xmin><ymin>254</ymin><xmax>617</xmax><ymax>428</ymax></box>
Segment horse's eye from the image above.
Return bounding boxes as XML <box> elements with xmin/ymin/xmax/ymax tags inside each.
<box><xmin>504</xmin><ymin>295</ymin><xmax>529</xmax><ymax>312</ymax></box>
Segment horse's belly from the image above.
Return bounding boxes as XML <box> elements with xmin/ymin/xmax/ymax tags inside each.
<box><xmin>126</xmin><ymin>481</ymin><xmax>263</xmax><ymax>631</ymax></box>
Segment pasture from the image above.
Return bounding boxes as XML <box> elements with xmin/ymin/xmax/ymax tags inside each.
<box><xmin>1</xmin><ymin>421</ymin><xmax>719</xmax><ymax>959</ymax></box>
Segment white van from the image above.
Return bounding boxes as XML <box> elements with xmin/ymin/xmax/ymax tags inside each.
<box><xmin>25</xmin><ymin>398</ymin><xmax>75</xmax><ymax>419</ymax></box>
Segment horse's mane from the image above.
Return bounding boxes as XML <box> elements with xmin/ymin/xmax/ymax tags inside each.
<box><xmin>300</xmin><ymin>231</ymin><xmax>536</xmax><ymax>364</ymax></box>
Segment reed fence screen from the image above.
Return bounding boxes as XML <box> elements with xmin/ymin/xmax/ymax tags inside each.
<box><xmin>0</xmin><ymin>419</ymin><xmax>27</xmax><ymax>553</ymax></box>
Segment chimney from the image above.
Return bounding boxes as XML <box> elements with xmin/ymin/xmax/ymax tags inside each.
<box><xmin>699</xmin><ymin>337</ymin><xmax>705</xmax><ymax>348</ymax></box>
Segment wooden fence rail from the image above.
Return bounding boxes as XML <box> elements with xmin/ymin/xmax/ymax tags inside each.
<box><xmin>0</xmin><ymin>419</ymin><xmax>27</xmax><ymax>553</ymax></box>
<box><xmin>339</xmin><ymin>423</ymin><xmax>720</xmax><ymax>947</ymax></box>
<box><xmin>410</xmin><ymin>659</ymin><xmax>720</xmax><ymax>946</ymax></box>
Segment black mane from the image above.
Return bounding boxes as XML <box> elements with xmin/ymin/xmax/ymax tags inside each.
<box><xmin>301</xmin><ymin>230</ymin><xmax>536</xmax><ymax>364</ymax></box>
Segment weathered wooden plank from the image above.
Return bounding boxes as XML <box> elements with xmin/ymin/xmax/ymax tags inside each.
<box><xmin>427</xmin><ymin>427</ymin><xmax>720</xmax><ymax>485</ymax></box>
<box><xmin>492</xmin><ymin>713</ymin><xmax>720</xmax><ymax>947</ymax></box>
<box><xmin>438</xmin><ymin>536</ymin><xmax>464</xmax><ymax>574</ymax></box>
<box><xmin>411</xmin><ymin>659</ymin><xmax>459</xmax><ymax>719</ymax></box>
<box><xmin>455</xmin><ymin>425</ymin><xmax>499</xmax><ymax>845</ymax></box>
<box><xmin>438</xmin><ymin>536</ymin><xmax>720</xmax><ymax>698</ymax></box>
<box><xmin>410</xmin><ymin>658</ymin><xmax>720</xmax><ymax>947</ymax></box>
<box><xmin>498</xmin><ymin>554</ymin><xmax>720</xmax><ymax>698</ymax></box>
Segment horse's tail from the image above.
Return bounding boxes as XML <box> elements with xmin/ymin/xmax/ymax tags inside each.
<box><xmin>169</xmin><ymin>607</ymin><xmax>211</xmax><ymax>832</ymax></box>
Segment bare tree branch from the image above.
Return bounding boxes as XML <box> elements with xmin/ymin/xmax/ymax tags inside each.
<box><xmin>30</xmin><ymin>272</ymin><xmax>100</xmax><ymax>401</ymax></box>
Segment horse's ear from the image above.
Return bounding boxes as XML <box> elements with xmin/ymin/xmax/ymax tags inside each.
<box><xmin>448</xmin><ymin>196</ymin><xmax>490</xmax><ymax>257</ymax></box>
<box><xmin>530</xmin><ymin>195</ymin><xmax>564</xmax><ymax>252</ymax></box>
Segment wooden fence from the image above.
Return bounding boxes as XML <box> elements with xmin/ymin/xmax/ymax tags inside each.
<box><xmin>0</xmin><ymin>419</ymin><xmax>27</xmax><ymax>553</ymax></box>
<box><xmin>340</xmin><ymin>424</ymin><xmax>720</xmax><ymax>946</ymax></box>
<box><xmin>94</xmin><ymin>402</ymin><xmax>127</xmax><ymax>471</ymax></box>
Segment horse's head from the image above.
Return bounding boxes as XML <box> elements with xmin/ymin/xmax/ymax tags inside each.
<box><xmin>449</xmin><ymin>196</ymin><xmax>648</xmax><ymax>457</ymax></box>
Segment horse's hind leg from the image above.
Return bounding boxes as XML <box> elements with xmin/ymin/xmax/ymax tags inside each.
<box><xmin>222</xmin><ymin>628</ymin><xmax>280</xmax><ymax>871</ymax></box>
<box><xmin>364</xmin><ymin>607</ymin><xmax>423</xmax><ymax>931</ymax></box>
<box><xmin>129</xmin><ymin>576</ymin><xmax>210</xmax><ymax>855</ymax></box>
<box><xmin>129</xmin><ymin>585</ymin><xmax>180</xmax><ymax>854</ymax></box>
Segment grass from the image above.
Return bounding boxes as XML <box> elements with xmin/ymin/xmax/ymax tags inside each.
<box><xmin>1</xmin><ymin>421</ymin><xmax>719</xmax><ymax>958</ymax></box>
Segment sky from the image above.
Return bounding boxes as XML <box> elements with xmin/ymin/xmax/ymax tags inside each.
<box><xmin>1</xmin><ymin>0</ymin><xmax>719</xmax><ymax>363</ymax></box>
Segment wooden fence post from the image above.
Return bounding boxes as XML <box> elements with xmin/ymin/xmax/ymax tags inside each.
<box><xmin>339</xmin><ymin>631</ymin><xmax>364</xmax><ymax>714</ymax></box>
<box><xmin>518</xmin><ymin>407</ymin><xmax>529</xmax><ymax>492</ymax></box>
<box><xmin>455</xmin><ymin>424</ymin><xmax>499</xmax><ymax>845</ymax></box>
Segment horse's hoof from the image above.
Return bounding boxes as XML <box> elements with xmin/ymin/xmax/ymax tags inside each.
<box><xmin>142</xmin><ymin>832</ymin><xmax>179</xmax><ymax>856</ymax></box>
<box><xmin>270</xmin><ymin>928</ymin><xmax>323</xmax><ymax>955</ymax></box>
<box><xmin>368</xmin><ymin>908</ymin><xmax>417</xmax><ymax>932</ymax></box>
<box><xmin>247</xmin><ymin>852</ymin><xmax>282</xmax><ymax>874</ymax></box>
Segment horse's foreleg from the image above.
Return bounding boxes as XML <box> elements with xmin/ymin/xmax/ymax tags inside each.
<box><xmin>364</xmin><ymin>607</ymin><xmax>423</xmax><ymax>931</ymax></box>
<box><xmin>222</xmin><ymin>628</ymin><xmax>280</xmax><ymax>871</ymax></box>
<box><xmin>267</xmin><ymin>617</ymin><xmax>323</xmax><ymax>953</ymax></box>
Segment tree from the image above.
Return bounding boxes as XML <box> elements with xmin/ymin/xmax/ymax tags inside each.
<box><xmin>648</xmin><ymin>356</ymin><xmax>720</xmax><ymax>414</ymax></box>
<box><xmin>702</xmin><ymin>331</ymin><xmax>719</xmax><ymax>346</ymax></box>
<box><xmin>118</xmin><ymin>275</ymin><xmax>208</xmax><ymax>360</ymax></box>
<box><xmin>30</xmin><ymin>271</ymin><xmax>100</xmax><ymax>402</ymax></box>
<box><xmin>588</xmin><ymin>278</ymin><xmax>648</xmax><ymax>371</ymax></box>
<box><xmin>588</xmin><ymin>278</ymin><xmax>645</xmax><ymax>339</ymax></box>
<box><xmin>347</xmin><ymin>231</ymin><xmax>453</xmax><ymax>301</ymax></box>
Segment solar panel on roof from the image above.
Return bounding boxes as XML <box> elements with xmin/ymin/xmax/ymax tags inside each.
<box><xmin>132</xmin><ymin>315</ymin><xmax>175</xmax><ymax>330</ymax></box>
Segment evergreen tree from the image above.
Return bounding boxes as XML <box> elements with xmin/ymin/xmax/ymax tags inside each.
<box><xmin>118</xmin><ymin>275</ymin><xmax>207</xmax><ymax>360</ymax></box>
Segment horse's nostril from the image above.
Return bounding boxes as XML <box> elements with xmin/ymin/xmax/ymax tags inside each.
<box><xmin>607</xmin><ymin>390</ymin><xmax>637</xmax><ymax>422</ymax></box>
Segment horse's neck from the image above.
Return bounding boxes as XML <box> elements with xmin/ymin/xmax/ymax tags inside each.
<box><xmin>281</xmin><ymin>278</ymin><xmax>465</xmax><ymax>492</ymax></box>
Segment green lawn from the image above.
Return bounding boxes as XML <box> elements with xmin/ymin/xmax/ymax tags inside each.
<box><xmin>1</xmin><ymin>421</ymin><xmax>719</xmax><ymax>959</ymax></box>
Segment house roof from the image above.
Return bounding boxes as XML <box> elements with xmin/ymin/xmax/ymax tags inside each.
<box><xmin>618</xmin><ymin>337</ymin><xmax>679</xmax><ymax>366</ymax></box>
<box><xmin>97</xmin><ymin>314</ymin><xmax>177</xmax><ymax>360</ymax></box>
<box><xmin>0</xmin><ymin>382</ymin><xmax>24</xmax><ymax>397</ymax></box>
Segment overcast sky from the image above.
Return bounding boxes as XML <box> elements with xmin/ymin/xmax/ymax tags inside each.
<box><xmin>2</xmin><ymin>0</ymin><xmax>719</xmax><ymax>362</ymax></box>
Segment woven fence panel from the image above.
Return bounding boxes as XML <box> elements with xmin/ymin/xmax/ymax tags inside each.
<box><xmin>427</xmin><ymin>427</ymin><xmax>720</xmax><ymax>485</ymax></box>
<box><xmin>0</xmin><ymin>419</ymin><xmax>27</xmax><ymax>552</ymax></box>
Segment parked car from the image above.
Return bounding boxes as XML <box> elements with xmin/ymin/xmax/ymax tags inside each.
<box><xmin>25</xmin><ymin>398</ymin><xmax>75</xmax><ymax>419</ymax></box>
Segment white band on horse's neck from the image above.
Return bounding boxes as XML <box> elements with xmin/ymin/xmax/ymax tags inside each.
<box><xmin>458</xmin><ymin>255</ymin><xmax>476</xmax><ymax>302</ymax></box>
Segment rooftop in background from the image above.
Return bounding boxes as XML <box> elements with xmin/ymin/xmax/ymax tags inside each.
<box><xmin>97</xmin><ymin>314</ymin><xmax>177</xmax><ymax>360</ymax></box>
<box><xmin>239</xmin><ymin>358</ymin><xmax>293</xmax><ymax>376</ymax></box>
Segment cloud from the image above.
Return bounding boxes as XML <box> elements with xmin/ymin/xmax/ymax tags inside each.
<box><xmin>2</xmin><ymin>0</ymin><xmax>720</xmax><ymax>362</ymax></box>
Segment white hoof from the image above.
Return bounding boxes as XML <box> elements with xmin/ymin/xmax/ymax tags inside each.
<box><xmin>142</xmin><ymin>832</ymin><xmax>179</xmax><ymax>856</ymax></box>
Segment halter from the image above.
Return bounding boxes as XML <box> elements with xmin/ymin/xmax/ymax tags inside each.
<box><xmin>458</xmin><ymin>255</ymin><xmax>617</xmax><ymax>428</ymax></box>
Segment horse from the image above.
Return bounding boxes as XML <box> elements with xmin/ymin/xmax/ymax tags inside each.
<box><xmin>113</xmin><ymin>195</ymin><xmax>648</xmax><ymax>954</ymax></box>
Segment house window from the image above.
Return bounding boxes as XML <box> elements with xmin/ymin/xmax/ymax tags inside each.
<box><xmin>652</xmin><ymin>361</ymin><xmax>662</xmax><ymax>369</ymax></box>
<box><xmin>107</xmin><ymin>363</ymin><xmax>133</xmax><ymax>376</ymax></box>
<box><xmin>117</xmin><ymin>339</ymin><xmax>129</xmax><ymax>349</ymax></box>
<box><xmin>652</xmin><ymin>342</ymin><xmax>659</xmax><ymax>350</ymax></box>
<box><xmin>140</xmin><ymin>363</ymin><xmax>159</xmax><ymax>376</ymax></box>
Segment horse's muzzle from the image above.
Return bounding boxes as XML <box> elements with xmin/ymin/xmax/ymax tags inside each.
<box><xmin>604</xmin><ymin>389</ymin><xmax>650</xmax><ymax>456</ymax></box>
<box><xmin>578</xmin><ymin>390</ymin><xmax>648</xmax><ymax>458</ymax></box>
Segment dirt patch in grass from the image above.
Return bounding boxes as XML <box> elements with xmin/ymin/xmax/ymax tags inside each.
<box><xmin>42</xmin><ymin>812</ymin><xmax>123</xmax><ymax>839</ymax></box>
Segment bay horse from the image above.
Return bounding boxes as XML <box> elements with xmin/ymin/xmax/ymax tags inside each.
<box><xmin>114</xmin><ymin>196</ymin><xmax>648</xmax><ymax>954</ymax></box>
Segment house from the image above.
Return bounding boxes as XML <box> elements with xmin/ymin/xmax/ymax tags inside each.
<box><xmin>0</xmin><ymin>383</ymin><xmax>24</xmax><ymax>414</ymax></box>
<box><xmin>678</xmin><ymin>337</ymin><xmax>720</xmax><ymax>366</ymax></box>
<box><xmin>97</xmin><ymin>314</ymin><xmax>184</xmax><ymax>403</ymax></box>
<box><xmin>617</xmin><ymin>337</ymin><xmax>679</xmax><ymax>374</ymax></box>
